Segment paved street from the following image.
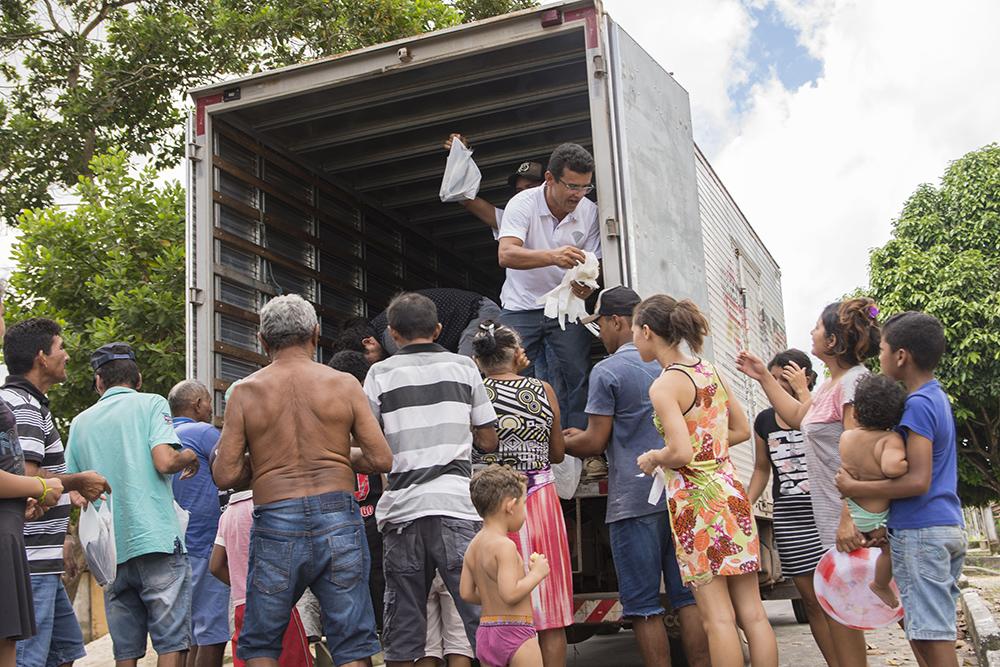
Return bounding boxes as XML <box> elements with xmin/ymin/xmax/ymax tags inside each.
<box><xmin>78</xmin><ymin>599</ymin><xmax>976</xmax><ymax>666</ymax></box>
<box><xmin>566</xmin><ymin>600</ymin><xmax>978</xmax><ymax>667</ymax></box>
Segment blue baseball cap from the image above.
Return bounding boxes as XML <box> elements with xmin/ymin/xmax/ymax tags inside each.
<box><xmin>90</xmin><ymin>342</ymin><xmax>136</xmax><ymax>371</ymax></box>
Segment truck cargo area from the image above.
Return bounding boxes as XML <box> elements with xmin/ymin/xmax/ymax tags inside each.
<box><xmin>195</xmin><ymin>24</ymin><xmax>596</xmax><ymax>409</ymax></box>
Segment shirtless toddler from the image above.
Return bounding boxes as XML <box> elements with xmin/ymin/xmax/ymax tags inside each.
<box><xmin>460</xmin><ymin>465</ymin><xmax>547</xmax><ymax>667</ymax></box>
<box><xmin>839</xmin><ymin>373</ymin><xmax>909</xmax><ymax>608</ymax></box>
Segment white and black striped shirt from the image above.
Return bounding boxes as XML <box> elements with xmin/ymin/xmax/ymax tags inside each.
<box><xmin>1</xmin><ymin>377</ymin><xmax>71</xmax><ymax>575</ymax></box>
<box><xmin>364</xmin><ymin>343</ymin><xmax>497</xmax><ymax>530</ymax></box>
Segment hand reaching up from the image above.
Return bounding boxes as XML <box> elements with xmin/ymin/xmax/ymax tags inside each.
<box><xmin>736</xmin><ymin>351</ymin><xmax>767</xmax><ymax>381</ymax></box>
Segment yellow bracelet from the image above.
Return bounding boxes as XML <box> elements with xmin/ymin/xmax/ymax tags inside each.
<box><xmin>34</xmin><ymin>476</ymin><xmax>49</xmax><ymax>503</ymax></box>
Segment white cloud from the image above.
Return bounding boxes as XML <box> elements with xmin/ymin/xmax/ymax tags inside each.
<box><xmin>602</xmin><ymin>0</ymin><xmax>755</xmax><ymax>151</ymax></box>
<box><xmin>709</xmin><ymin>0</ymin><xmax>1000</xmax><ymax>363</ymax></box>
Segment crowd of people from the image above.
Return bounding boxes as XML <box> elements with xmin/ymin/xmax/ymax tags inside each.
<box><xmin>0</xmin><ymin>139</ymin><xmax>968</xmax><ymax>667</ymax></box>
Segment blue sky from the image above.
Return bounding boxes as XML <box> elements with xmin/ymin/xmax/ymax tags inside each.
<box><xmin>733</xmin><ymin>3</ymin><xmax>823</xmax><ymax>112</ymax></box>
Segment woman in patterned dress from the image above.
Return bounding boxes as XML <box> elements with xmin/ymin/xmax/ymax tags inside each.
<box><xmin>633</xmin><ymin>295</ymin><xmax>777</xmax><ymax>667</ymax></box>
<box><xmin>738</xmin><ymin>298</ymin><xmax>881</xmax><ymax>667</ymax></box>
<box><xmin>746</xmin><ymin>349</ymin><xmax>839</xmax><ymax>666</ymax></box>
<box><xmin>471</xmin><ymin>321</ymin><xmax>572</xmax><ymax>667</ymax></box>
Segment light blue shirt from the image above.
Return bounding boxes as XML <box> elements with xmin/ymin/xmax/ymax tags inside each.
<box><xmin>66</xmin><ymin>387</ymin><xmax>184</xmax><ymax>563</ymax></box>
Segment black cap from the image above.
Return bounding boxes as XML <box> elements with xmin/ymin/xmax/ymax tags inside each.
<box><xmin>90</xmin><ymin>342</ymin><xmax>136</xmax><ymax>371</ymax></box>
<box><xmin>507</xmin><ymin>161</ymin><xmax>545</xmax><ymax>188</ymax></box>
<box><xmin>581</xmin><ymin>286</ymin><xmax>641</xmax><ymax>325</ymax></box>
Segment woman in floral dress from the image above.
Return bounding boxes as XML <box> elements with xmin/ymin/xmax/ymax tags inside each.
<box><xmin>634</xmin><ymin>294</ymin><xmax>777</xmax><ymax>667</ymax></box>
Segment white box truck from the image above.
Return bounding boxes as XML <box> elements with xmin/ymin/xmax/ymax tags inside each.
<box><xmin>185</xmin><ymin>0</ymin><xmax>795</xmax><ymax>641</ymax></box>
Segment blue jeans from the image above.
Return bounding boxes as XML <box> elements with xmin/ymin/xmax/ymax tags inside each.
<box><xmin>188</xmin><ymin>554</ymin><xmax>231</xmax><ymax>646</ymax></box>
<box><xmin>15</xmin><ymin>575</ymin><xmax>86</xmax><ymax>667</ymax></box>
<box><xmin>889</xmin><ymin>525</ymin><xmax>967</xmax><ymax>641</ymax></box>
<box><xmin>105</xmin><ymin>549</ymin><xmax>192</xmax><ymax>661</ymax></box>
<box><xmin>239</xmin><ymin>491</ymin><xmax>379</xmax><ymax>665</ymax></box>
<box><xmin>609</xmin><ymin>512</ymin><xmax>696</xmax><ymax>616</ymax></box>
<box><xmin>499</xmin><ymin>308</ymin><xmax>592</xmax><ymax>429</ymax></box>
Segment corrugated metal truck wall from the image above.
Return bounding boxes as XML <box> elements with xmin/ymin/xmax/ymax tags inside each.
<box><xmin>696</xmin><ymin>146</ymin><xmax>787</xmax><ymax>513</ymax></box>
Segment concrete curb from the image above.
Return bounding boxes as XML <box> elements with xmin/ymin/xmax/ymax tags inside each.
<box><xmin>961</xmin><ymin>588</ymin><xmax>1000</xmax><ymax>667</ymax></box>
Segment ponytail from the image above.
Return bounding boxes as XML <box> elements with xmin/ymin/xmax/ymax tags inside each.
<box><xmin>633</xmin><ymin>295</ymin><xmax>709</xmax><ymax>353</ymax></box>
<box><xmin>472</xmin><ymin>320</ymin><xmax>521</xmax><ymax>371</ymax></box>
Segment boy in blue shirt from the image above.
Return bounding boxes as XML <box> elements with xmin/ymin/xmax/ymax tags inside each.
<box><xmin>836</xmin><ymin>311</ymin><xmax>966</xmax><ymax>667</ymax></box>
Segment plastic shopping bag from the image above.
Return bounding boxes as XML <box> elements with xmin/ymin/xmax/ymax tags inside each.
<box><xmin>79</xmin><ymin>498</ymin><xmax>117</xmax><ymax>587</ymax></box>
<box><xmin>552</xmin><ymin>455</ymin><xmax>583</xmax><ymax>500</ymax></box>
<box><xmin>174</xmin><ymin>501</ymin><xmax>190</xmax><ymax>538</ymax></box>
<box><xmin>439</xmin><ymin>139</ymin><xmax>481</xmax><ymax>202</ymax></box>
<box><xmin>537</xmin><ymin>251</ymin><xmax>601</xmax><ymax>330</ymax></box>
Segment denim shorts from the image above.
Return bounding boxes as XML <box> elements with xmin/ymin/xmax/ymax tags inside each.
<box><xmin>238</xmin><ymin>491</ymin><xmax>379</xmax><ymax>665</ymax></box>
<box><xmin>16</xmin><ymin>574</ymin><xmax>87</xmax><ymax>667</ymax></box>
<box><xmin>188</xmin><ymin>554</ymin><xmax>231</xmax><ymax>646</ymax></box>
<box><xmin>609</xmin><ymin>512</ymin><xmax>696</xmax><ymax>617</ymax></box>
<box><xmin>105</xmin><ymin>548</ymin><xmax>192</xmax><ymax>661</ymax></box>
<box><xmin>889</xmin><ymin>525</ymin><xmax>967</xmax><ymax>641</ymax></box>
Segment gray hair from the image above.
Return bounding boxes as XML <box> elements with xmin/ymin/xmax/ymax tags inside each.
<box><xmin>259</xmin><ymin>294</ymin><xmax>318</xmax><ymax>351</ymax></box>
<box><xmin>168</xmin><ymin>379</ymin><xmax>210</xmax><ymax>414</ymax></box>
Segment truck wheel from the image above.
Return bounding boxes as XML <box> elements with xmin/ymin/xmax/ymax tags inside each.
<box><xmin>791</xmin><ymin>598</ymin><xmax>809</xmax><ymax>624</ymax></box>
<box><xmin>565</xmin><ymin>625</ymin><xmax>597</xmax><ymax>644</ymax></box>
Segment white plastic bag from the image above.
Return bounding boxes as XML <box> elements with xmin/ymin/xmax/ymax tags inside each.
<box><xmin>79</xmin><ymin>498</ymin><xmax>117</xmax><ymax>587</ymax></box>
<box><xmin>552</xmin><ymin>454</ymin><xmax>583</xmax><ymax>500</ymax></box>
<box><xmin>537</xmin><ymin>251</ymin><xmax>601</xmax><ymax>330</ymax></box>
<box><xmin>439</xmin><ymin>139</ymin><xmax>481</xmax><ymax>202</ymax></box>
<box><xmin>174</xmin><ymin>501</ymin><xmax>190</xmax><ymax>538</ymax></box>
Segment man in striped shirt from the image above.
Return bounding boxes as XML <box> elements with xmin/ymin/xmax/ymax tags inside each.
<box><xmin>363</xmin><ymin>292</ymin><xmax>498</xmax><ymax>666</ymax></box>
<box><xmin>1</xmin><ymin>318</ymin><xmax>110</xmax><ymax>667</ymax></box>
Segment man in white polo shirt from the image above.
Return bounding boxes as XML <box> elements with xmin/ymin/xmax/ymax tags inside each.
<box><xmin>496</xmin><ymin>142</ymin><xmax>601</xmax><ymax>429</ymax></box>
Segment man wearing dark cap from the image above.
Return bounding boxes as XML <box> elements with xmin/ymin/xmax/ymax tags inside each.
<box><xmin>443</xmin><ymin>134</ymin><xmax>545</xmax><ymax>235</ymax></box>
<box><xmin>564</xmin><ymin>287</ymin><xmax>709</xmax><ymax>667</ymax></box>
<box><xmin>65</xmin><ymin>343</ymin><xmax>199</xmax><ymax>667</ymax></box>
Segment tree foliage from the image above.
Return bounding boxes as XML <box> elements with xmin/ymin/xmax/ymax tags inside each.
<box><xmin>5</xmin><ymin>151</ymin><xmax>185</xmax><ymax>429</ymax></box>
<box><xmin>0</xmin><ymin>0</ymin><xmax>536</xmax><ymax>224</ymax></box>
<box><xmin>864</xmin><ymin>143</ymin><xmax>1000</xmax><ymax>505</ymax></box>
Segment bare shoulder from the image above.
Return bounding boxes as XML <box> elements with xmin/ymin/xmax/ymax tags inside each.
<box><xmin>878</xmin><ymin>430</ymin><xmax>905</xmax><ymax>450</ymax></box>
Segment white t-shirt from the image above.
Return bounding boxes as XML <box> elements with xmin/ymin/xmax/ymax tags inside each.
<box><xmin>497</xmin><ymin>185</ymin><xmax>601</xmax><ymax>311</ymax></box>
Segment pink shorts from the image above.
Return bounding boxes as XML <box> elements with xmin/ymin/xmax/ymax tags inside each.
<box><xmin>475</xmin><ymin>616</ymin><xmax>537</xmax><ymax>667</ymax></box>
<box><xmin>507</xmin><ymin>470</ymin><xmax>574</xmax><ymax>630</ymax></box>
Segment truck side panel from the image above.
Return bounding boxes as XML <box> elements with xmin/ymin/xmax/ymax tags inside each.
<box><xmin>606</xmin><ymin>21</ymin><xmax>707</xmax><ymax>321</ymax></box>
<box><xmin>696</xmin><ymin>146</ymin><xmax>787</xmax><ymax>496</ymax></box>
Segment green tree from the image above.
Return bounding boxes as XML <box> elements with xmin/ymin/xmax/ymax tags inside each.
<box><xmin>864</xmin><ymin>143</ymin><xmax>1000</xmax><ymax>505</ymax></box>
<box><xmin>0</xmin><ymin>0</ymin><xmax>535</xmax><ymax>225</ymax></box>
<box><xmin>5</xmin><ymin>151</ymin><xmax>185</xmax><ymax>429</ymax></box>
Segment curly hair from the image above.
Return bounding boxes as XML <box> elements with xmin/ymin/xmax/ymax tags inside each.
<box><xmin>471</xmin><ymin>320</ymin><xmax>521</xmax><ymax>371</ymax></box>
<box><xmin>819</xmin><ymin>297</ymin><xmax>881</xmax><ymax>365</ymax></box>
<box><xmin>470</xmin><ymin>465</ymin><xmax>526</xmax><ymax>518</ymax></box>
<box><xmin>853</xmin><ymin>374</ymin><xmax>907</xmax><ymax>431</ymax></box>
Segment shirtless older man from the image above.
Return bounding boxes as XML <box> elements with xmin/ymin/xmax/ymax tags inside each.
<box><xmin>213</xmin><ymin>294</ymin><xmax>393</xmax><ymax>667</ymax></box>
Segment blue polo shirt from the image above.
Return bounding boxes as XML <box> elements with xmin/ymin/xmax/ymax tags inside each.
<box><xmin>66</xmin><ymin>387</ymin><xmax>184</xmax><ymax>563</ymax></box>
<box><xmin>585</xmin><ymin>343</ymin><xmax>666</xmax><ymax>523</ymax></box>
<box><xmin>171</xmin><ymin>417</ymin><xmax>222</xmax><ymax>558</ymax></box>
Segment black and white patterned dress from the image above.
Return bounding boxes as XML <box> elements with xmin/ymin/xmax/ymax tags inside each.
<box><xmin>474</xmin><ymin>377</ymin><xmax>553</xmax><ymax>471</ymax></box>
<box><xmin>754</xmin><ymin>408</ymin><xmax>827</xmax><ymax>577</ymax></box>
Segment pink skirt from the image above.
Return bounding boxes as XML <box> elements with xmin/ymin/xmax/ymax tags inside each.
<box><xmin>507</xmin><ymin>469</ymin><xmax>574</xmax><ymax>630</ymax></box>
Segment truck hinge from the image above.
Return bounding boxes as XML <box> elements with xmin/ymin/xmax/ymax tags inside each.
<box><xmin>187</xmin><ymin>141</ymin><xmax>203</xmax><ymax>162</ymax></box>
<box><xmin>592</xmin><ymin>54</ymin><xmax>606</xmax><ymax>78</ymax></box>
<box><xmin>188</xmin><ymin>287</ymin><xmax>204</xmax><ymax>305</ymax></box>
<box><xmin>604</xmin><ymin>217</ymin><xmax>619</xmax><ymax>237</ymax></box>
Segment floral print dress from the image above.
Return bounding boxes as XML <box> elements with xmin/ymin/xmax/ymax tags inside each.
<box><xmin>654</xmin><ymin>360</ymin><xmax>760</xmax><ymax>587</ymax></box>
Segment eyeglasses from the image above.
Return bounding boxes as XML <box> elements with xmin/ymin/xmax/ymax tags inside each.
<box><xmin>558</xmin><ymin>178</ymin><xmax>595</xmax><ymax>194</ymax></box>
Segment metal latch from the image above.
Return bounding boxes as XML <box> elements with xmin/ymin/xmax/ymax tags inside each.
<box><xmin>604</xmin><ymin>217</ymin><xmax>619</xmax><ymax>237</ymax></box>
<box><xmin>592</xmin><ymin>54</ymin><xmax>606</xmax><ymax>78</ymax></box>
<box><xmin>188</xmin><ymin>287</ymin><xmax>204</xmax><ymax>305</ymax></box>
